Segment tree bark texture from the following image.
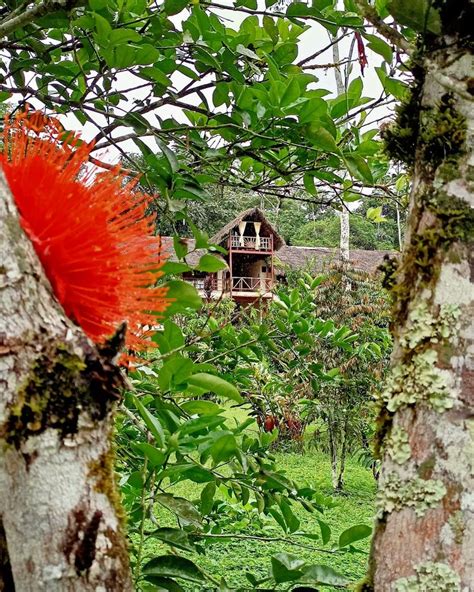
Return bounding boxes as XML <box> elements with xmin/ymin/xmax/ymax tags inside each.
<box><xmin>366</xmin><ymin>5</ymin><xmax>474</xmax><ymax>590</ymax></box>
<box><xmin>340</xmin><ymin>208</ymin><xmax>350</xmax><ymax>263</ymax></box>
<box><xmin>332</xmin><ymin>37</ymin><xmax>351</xmax><ymax>264</ymax></box>
<box><xmin>0</xmin><ymin>170</ymin><xmax>132</xmax><ymax>590</ymax></box>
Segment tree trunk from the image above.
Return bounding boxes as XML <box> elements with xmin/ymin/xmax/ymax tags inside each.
<box><xmin>336</xmin><ymin>416</ymin><xmax>349</xmax><ymax>491</ymax></box>
<box><xmin>365</xmin><ymin>5</ymin><xmax>474</xmax><ymax>589</ymax></box>
<box><xmin>0</xmin><ymin>171</ymin><xmax>132</xmax><ymax>590</ymax></box>
<box><xmin>332</xmin><ymin>37</ymin><xmax>351</xmax><ymax>266</ymax></box>
<box><xmin>396</xmin><ymin>203</ymin><xmax>403</xmax><ymax>251</ymax></box>
<box><xmin>340</xmin><ymin>208</ymin><xmax>350</xmax><ymax>263</ymax></box>
<box><xmin>327</xmin><ymin>413</ymin><xmax>339</xmax><ymax>490</ymax></box>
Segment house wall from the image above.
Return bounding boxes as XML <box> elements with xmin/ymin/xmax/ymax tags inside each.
<box><xmin>247</xmin><ymin>258</ymin><xmax>270</xmax><ymax>278</ymax></box>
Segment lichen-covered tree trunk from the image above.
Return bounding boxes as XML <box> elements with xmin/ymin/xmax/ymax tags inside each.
<box><xmin>365</xmin><ymin>6</ymin><xmax>473</xmax><ymax>590</ymax></box>
<box><xmin>0</xmin><ymin>171</ymin><xmax>132</xmax><ymax>590</ymax></box>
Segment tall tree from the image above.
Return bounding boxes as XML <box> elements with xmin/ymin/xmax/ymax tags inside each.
<box><xmin>355</xmin><ymin>1</ymin><xmax>474</xmax><ymax>588</ymax></box>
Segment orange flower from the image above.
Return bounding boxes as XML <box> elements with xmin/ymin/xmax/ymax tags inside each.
<box><xmin>1</xmin><ymin>110</ymin><xmax>169</xmax><ymax>355</ymax></box>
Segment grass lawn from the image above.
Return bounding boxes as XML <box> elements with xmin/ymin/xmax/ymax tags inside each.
<box><xmin>193</xmin><ymin>451</ymin><xmax>376</xmax><ymax>590</ymax></box>
<box><xmin>139</xmin><ymin>406</ymin><xmax>377</xmax><ymax>590</ymax></box>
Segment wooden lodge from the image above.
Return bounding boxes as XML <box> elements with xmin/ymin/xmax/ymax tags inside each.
<box><xmin>168</xmin><ymin>207</ymin><xmax>394</xmax><ymax>304</ymax></box>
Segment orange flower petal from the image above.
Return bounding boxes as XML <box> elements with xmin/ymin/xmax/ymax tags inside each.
<box><xmin>1</xmin><ymin>111</ymin><xmax>169</xmax><ymax>355</ymax></box>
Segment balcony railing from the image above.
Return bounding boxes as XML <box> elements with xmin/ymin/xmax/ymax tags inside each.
<box><xmin>231</xmin><ymin>277</ymin><xmax>273</xmax><ymax>292</ymax></box>
<box><xmin>230</xmin><ymin>235</ymin><xmax>272</xmax><ymax>251</ymax></box>
<box><xmin>188</xmin><ymin>276</ymin><xmax>273</xmax><ymax>294</ymax></box>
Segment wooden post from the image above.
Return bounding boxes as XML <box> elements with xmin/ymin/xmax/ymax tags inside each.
<box><xmin>270</xmin><ymin>235</ymin><xmax>274</xmax><ymax>295</ymax></box>
<box><xmin>228</xmin><ymin>235</ymin><xmax>233</xmax><ymax>298</ymax></box>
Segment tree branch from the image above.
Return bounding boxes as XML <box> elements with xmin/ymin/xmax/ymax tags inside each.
<box><xmin>354</xmin><ymin>0</ymin><xmax>411</xmax><ymax>54</ymax></box>
<box><xmin>0</xmin><ymin>0</ymin><xmax>83</xmax><ymax>38</ymax></box>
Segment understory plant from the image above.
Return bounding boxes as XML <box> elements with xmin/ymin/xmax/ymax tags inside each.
<box><xmin>116</xmin><ymin>272</ymin><xmax>376</xmax><ymax>590</ymax></box>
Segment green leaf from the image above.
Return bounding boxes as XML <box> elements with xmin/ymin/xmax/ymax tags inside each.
<box><xmin>388</xmin><ymin>0</ymin><xmax>441</xmax><ymax>34</ymax></box>
<box><xmin>186</xmin><ymin>373</ymin><xmax>243</xmax><ymax>403</ymax></box>
<box><xmin>108</xmin><ymin>28</ymin><xmax>142</xmax><ymax>45</ymax></box>
<box><xmin>156</xmin><ymin>494</ymin><xmax>202</xmax><ymax>527</ymax></box>
<box><xmin>263</xmin><ymin>15</ymin><xmax>279</xmax><ymax>43</ymax></box>
<box><xmin>317</xmin><ymin>519</ymin><xmax>331</xmax><ymax>545</ymax></box>
<box><xmin>94</xmin><ymin>12</ymin><xmax>112</xmax><ymax>38</ymax></box>
<box><xmin>173</xmin><ymin>236</ymin><xmax>188</xmax><ymax>260</ymax></box>
<box><xmin>364</xmin><ymin>33</ymin><xmax>393</xmax><ymax>63</ymax></box>
<box><xmin>338</xmin><ymin>524</ymin><xmax>372</xmax><ymax>548</ymax></box>
<box><xmin>181</xmin><ymin>400</ymin><xmax>222</xmax><ymax>415</ymax></box>
<box><xmin>375</xmin><ymin>66</ymin><xmax>410</xmax><ymax>101</ymax></box>
<box><xmin>140</xmin><ymin>67</ymin><xmax>171</xmax><ymax>86</ymax></box>
<box><xmin>210</xmin><ymin>433</ymin><xmax>238</xmax><ymax>463</ymax></box>
<box><xmin>236</xmin><ymin>0</ymin><xmax>257</xmax><ymax>8</ymax></box>
<box><xmin>161</xmin><ymin>280</ymin><xmax>202</xmax><ymax>316</ymax></box>
<box><xmin>301</xmin><ymin>564</ymin><xmax>349</xmax><ymax>586</ymax></box>
<box><xmin>196</xmin><ymin>254</ymin><xmax>227</xmax><ymax>272</ymax></box>
<box><xmin>347</xmin><ymin>76</ymin><xmax>363</xmax><ymax>101</ymax></box>
<box><xmin>132</xmin><ymin>395</ymin><xmax>165</xmax><ymax>446</ymax></box>
<box><xmin>303</xmin><ymin>173</ymin><xmax>317</xmax><ymax>196</ymax></box>
<box><xmin>123</xmin><ymin>112</ymin><xmax>149</xmax><ymax>133</ymax></box>
<box><xmin>132</xmin><ymin>442</ymin><xmax>166</xmax><ymax>467</ymax></box>
<box><xmin>149</xmin><ymin>528</ymin><xmax>196</xmax><ymax>552</ymax></box>
<box><xmin>158</xmin><ymin>355</ymin><xmax>194</xmax><ymax>392</ymax></box>
<box><xmin>200</xmin><ymin>481</ymin><xmax>216</xmax><ymax>515</ymax></box>
<box><xmin>164</xmin><ymin>0</ymin><xmax>189</xmax><ymax>16</ymax></box>
<box><xmin>270</xmin><ymin>553</ymin><xmax>305</xmax><ymax>583</ymax></box>
<box><xmin>280</xmin><ymin>78</ymin><xmax>300</xmax><ymax>107</ymax></box>
<box><xmin>366</xmin><ymin>206</ymin><xmax>386</xmax><ymax>223</ymax></box>
<box><xmin>236</xmin><ymin>44</ymin><xmax>260</xmax><ymax>60</ymax></box>
<box><xmin>142</xmin><ymin>576</ymin><xmax>185</xmax><ymax>592</ymax></box>
<box><xmin>213</xmin><ymin>82</ymin><xmax>229</xmax><ymax>107</ymax></box>
<box><xmin>161</xmin><ymin>261</ymin><xmax>191</xmax><ymax>275</ymax></box>
<box><xmin>344</xmin><ymin>154</ymin><xmax>374</xmax><ymax>184</ymax></box>
<box><xmin>89</xmin><ymin>0</ymin><xmax>108</xmax><ymax>9</ymax></box>
<box><xmin>308</xmin><ymin>126</ymin><xmax>339</xmax><ymax>153</ymax></box>
<box><xmin>153</xmin><ymin>320</ymin><xmax>185</xmax><ymax>354</ymax></box>
<box><xmin>156</xmin><ymin>138</ymin><xmax>179</xmax><ymax>174</ymax></box>
<box><xmin>178</xmin><ymin>415</ymin><xmax>226</xmax><ymax>436</ymax></box>
<box><xmin>142</xmin><ymin>555</ymin><xmax>205</xmax><ymax>583</ymax></box>
<box><xmin>189</xmin><ymin>222</ymin><xmax>210</xmax><ymax>249</ymax></box>
<box><xmin>279</xmin><ymin>499</ymin><xmax>300</xmax><ymax>533</ymax></box>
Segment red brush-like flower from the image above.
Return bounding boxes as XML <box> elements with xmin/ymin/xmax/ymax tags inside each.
<box><xmin>1</xmin><ymin>110</ymin><xmax>169</xmax><ymax>355</ymax></box>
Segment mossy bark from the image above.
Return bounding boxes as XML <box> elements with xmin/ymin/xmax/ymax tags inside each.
<box><xmin>366</xmin><ymin>2</ymin><xmax>474</xmax><ymax>589</ymax></box>
<box><xmin>0</xmin><ymin>171</ymin><xmax>132</xmax><ymax>591</ymax></box>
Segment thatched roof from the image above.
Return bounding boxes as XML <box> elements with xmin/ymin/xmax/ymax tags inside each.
<box><xmin>210</xmin><ymin>207</ymin><xmax>285</xmax><ymax>250</ymax></box>
<box><xmin>275</xmin><ymin>245</ymin><xmax>395</xmax><ymax>275</ymax></box>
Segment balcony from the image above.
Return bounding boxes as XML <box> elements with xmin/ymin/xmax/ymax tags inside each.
<box><xmin>231</xmin><ymin>276</ymin><xmax>273</xmax><ymax>293</ymax></box>
<box><xmin>229</xmin><ymin>235</ymin><xmax>272</xmax><ymax>251</ymax></box>
<box><xmin>188</xmin><ymin>276</ymin><xmax>274</xmax><ymax>296</ymax></box>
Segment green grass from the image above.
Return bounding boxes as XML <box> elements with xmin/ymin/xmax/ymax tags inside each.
<box><xmin>195</xmin><ymin>451</ymin><xmax>375</xmax><ymax>589</ymax></box>
<box><xmin>140</xmin><ymin>451</ymin><xmax>376</xmax><ymax>590</ymax></box>
<box><xmin>136</xmin><ymin>405</ymin><xmax>377</xmax><ymax>590</ymax></box>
